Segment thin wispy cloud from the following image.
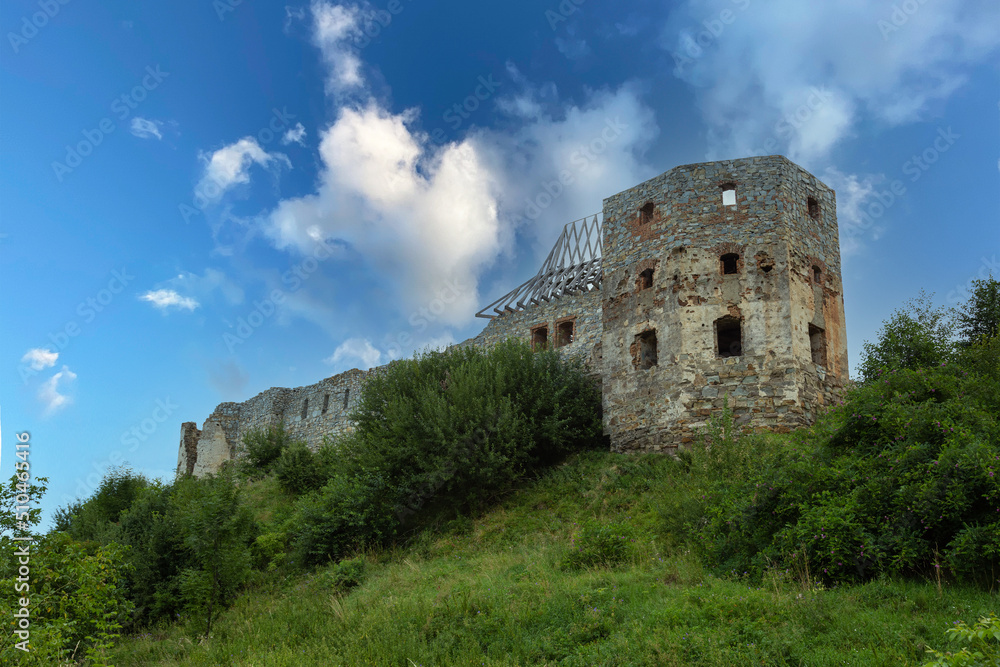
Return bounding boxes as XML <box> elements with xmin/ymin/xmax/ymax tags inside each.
<box><xmin>21</xmin><ymin>348</ymin><xmax>58</xmax><ymax>371</ymax></box>
<box><xmin>130</xmin><ymin>117</ymin><xmax>164</xmax><ymax>140</ymax></box>
<box><xmin>140</xmin><ymin>289</ymin><xmax>200</xmax><ymax>311</ymax></box>
<box><xmin>282</xmin><ymin>122</ymin><xmax>307</xmax><ymax>145</ymax></box>
<box><xmin>196</xmin><ymin>138</ymin><xmax>291</xmax><ymax>201</ymax></box>
<box><xmin>38</xmin><ymin>365</ymin><xmax>76</xmax><ymax>415</ymax></box>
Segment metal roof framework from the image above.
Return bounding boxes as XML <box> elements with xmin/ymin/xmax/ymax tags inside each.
<box><xmin>476</xmin><ymin>213</ymin><xmax>603</xmax><ymax>319</ymax></box>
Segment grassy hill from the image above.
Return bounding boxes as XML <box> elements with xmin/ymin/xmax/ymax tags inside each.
<box><xmin>109</xmin><ymin>449</ymin><xmax>995</xmax><ymax>666</ymax></box>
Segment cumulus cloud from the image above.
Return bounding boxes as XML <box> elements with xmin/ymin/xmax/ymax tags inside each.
<box><xmin>282</xmin><ymin>122</ymin><xmax>307</xmax><ymax>145</ymax></box>
<box><xmin>662</xmin><ymin>0</ymin><xmax>1000</xmax><ymax>165</ymax></box>
<box><xmin>130</xmin><ymin>117</ymin><xmax>163</xmax><ymax>140</ymax></box>
<box><xmin>196</xmin><ymin>138</ymin><xmax>291</xmax><ymax>202</ymax></box>
<box><xmin>39</xmin><ymin>366</ymin><xmax>76</xmax><ymax>415</ymax></box>
<box><xmin>140</xmin><ymin>289</ymin><xmax>200</xmax><ymax>311</ymax></box>
<box><xmin>21</xmin><ymin>348</ymin><xmax>58</xmax><ymax>371</ymax></box>
<box><xmin>325</xmin><ymin>337</ymin><xmax>382</xmax><ymax>369</ymax></box>
<box><xmin>266</xmin><ymin>7</ymin><xmax>659</xmax><ymax>324</ymax></box>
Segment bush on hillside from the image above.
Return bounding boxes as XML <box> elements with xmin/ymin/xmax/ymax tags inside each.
<box><xmin>53</xmin><ymin>466</ymin><xmax>149</xmax><ymax>543</ymax></box>
<box><xmin>692</xmin><ymin>343</ymin><xmax>999</xmax><ymax>588</ymax></box>
<box><xmin>238</xmin><ymin>425</ymin><xmax>295</xmax><ymax>477</ymax></box>
<box><xmin>275</xmin><ymin>441</ymin><xmax>327</xmax><ymax>494</ymax></box>
<box><xmin>291</xmin><ymin>340</ymin><xmax>603</xmax><ymax>565</ymax></box>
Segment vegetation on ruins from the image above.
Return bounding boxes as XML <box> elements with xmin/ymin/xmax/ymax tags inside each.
<box><xmin>3</xmin><ymin>279</ymin><xmax>997</xmax><ymax>665</ymax></box>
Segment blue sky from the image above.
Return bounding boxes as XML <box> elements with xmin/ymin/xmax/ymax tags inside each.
<box><xmin>2</xmin><ymin>0</ymin><xmax>998</xmax><ymax>523</ymax></box>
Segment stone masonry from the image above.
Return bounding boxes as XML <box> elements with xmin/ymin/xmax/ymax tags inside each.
<box><xmin>178</xmin><ymin>155</ymin><xmax>847</xmax><ymax>475</ymax></box>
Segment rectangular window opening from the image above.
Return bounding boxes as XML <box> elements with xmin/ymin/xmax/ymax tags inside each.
<box><xmin>716</xmin><ymin>317</ymin><xmax>742</xmax><ymax>358</ymax></box>
<box><xmin>343</xmin><ymin>388</ymin><xmax>350</xmax><ymax>409</ymax></box>
<box><xmin>301</xmin><ymin>398</ymin><xmax>309</xmax><ymax>420</ymax></box>
<box><xmin>322</xmin><ymin>393</ymin><xmax>329</xmax><ymax>414</ymax></box>
<box><xmin>531</xmin><ymin>325</ymin><xmax>549</xmax><ymax>351</ymax></box>
<box><xmin>809</xmin><ymin>324</ymin><xmax>827</xmax><ymax>367</ymax></box>
<box><xmin>555</xmin><ymin>320</ymin><xmax>574</xmax><ymax>347</ymax></box>
<box><xmin>636</xmin><ymin>330</ymin><xmax>658</xmax><ymax>369</ymax></box>
<box><xmin>722</xmin><ymin>188</ymin><xmax>737</xmax><ymax>207</ymax></box>
<box><xmin>637</xmin><ymin>268</ymin><xmax>654</xmax><ymax>291</ymax></box>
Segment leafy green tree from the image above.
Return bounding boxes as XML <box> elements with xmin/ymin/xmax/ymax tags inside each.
<box><xmin>53</xmin><ymin>466</ymin><xmax>149</xmax><ymax>542</ymax></box>
<box><xmin>172</xmin><ymin>470</ymin><xmax>256</xmax><ymax>637</ymax></box>
<box><xmin>1</xmin><ymin>475</ymin><xmax>134</xmax><ymax>665</ymax></box>
<box><xmin>857</xmin><ymin>291</ymin><xmax>954</xmax><ymax>383</ymax></box>
<box><xmin>275</xmin><ymin>441</ymin><xmax>327</xmax><ymax>494</ymax></box>
<box><xmin>237</xmin><ymin>425</ymin><xmax>294</xmax><ymax>477</ymax></box>
<box><xmin>955</xmin><ymin>276</ymin><xmax>1000</xmax><ymax>345</ymax></box>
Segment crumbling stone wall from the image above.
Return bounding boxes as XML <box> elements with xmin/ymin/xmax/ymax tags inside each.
<box><xmin>599</xmin><ymin>155</ymin><xmax>847</xmax><ymax>452</ymax></box>
<box><xmin>470</xmin><ymin>289</ymin><xmax>603</xmax><ymax>368</ymax></box>
<box><xmin>176</xmin><ymin>368</ymin><xmax>375</xmax><ymax>477</ymax></box>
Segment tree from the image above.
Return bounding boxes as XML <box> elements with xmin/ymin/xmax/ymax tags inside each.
<box><xmin>955</xmin><ymin>276</ymin><xmax>1000</xmax><ymax>345</ymax></box>
<box><xmin>172</xmin><ymin>470</ymin><xmax>256</xmax><ymax>637</ymax></box>
<box><xmin>857</xmin><ymin>291</ymin><xmax>954</xmax><ymax>383</ymax></box>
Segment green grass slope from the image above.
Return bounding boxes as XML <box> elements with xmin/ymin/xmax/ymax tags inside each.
<box><xmin>110</xmin><ymin>451</ymin><xmax>995</xmax><ymax>666</ymax></box>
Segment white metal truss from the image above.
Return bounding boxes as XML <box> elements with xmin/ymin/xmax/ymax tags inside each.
<box><xmin>476</xmin><ymin>213</ymin><xmax>603</xmax><ymax>319</ymax></box>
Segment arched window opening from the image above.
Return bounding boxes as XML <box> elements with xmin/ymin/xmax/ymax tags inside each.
<box><xmin>721</xmin><ymin>253</ymin><xmax>740</xmax><ymax>275</ymax></box>
<box><xmin>716</xmin><ymin>316</ymin><xmax>742</xmax><ymax>358</ymax></box>
<box><xmin>812</xmin><ymin>265</ymin><xmax>822</xmax><ymax>284</ymax></box>
<box><xmin>637</xmin><ymin>268</ymin><xmax>654</xmax><ymax>291</ymax></box>
<box><xmin>635</xmin><ymin>330</ymin><xmax>658</xmax><ymax>369</ymax></box>
<box><xmin>809</xmin><ymin>324</ymin><xmax>827</xmax><ymax>366</ymax></box>
<box><xmin>639</xmin><ymin>202</ymin><xmax>655</xmax><ymax>225</ymax></box>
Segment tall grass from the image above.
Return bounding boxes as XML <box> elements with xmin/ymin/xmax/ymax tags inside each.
<box><xmin>109</xmin><ymin>450</ymin><xmax>996</xmax><ymax>666</ymax></box>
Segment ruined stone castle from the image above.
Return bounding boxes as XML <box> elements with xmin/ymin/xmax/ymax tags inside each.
<box><xmin>178</xmin><ymin>155</ymin><xmax>848</xmax><ymax>476</ymax></box>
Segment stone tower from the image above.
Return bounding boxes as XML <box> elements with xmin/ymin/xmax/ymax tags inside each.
<box><xmin>599</xmin><ymin>155</ymin><xmax>848</xmax><ymax>451</ymax></box>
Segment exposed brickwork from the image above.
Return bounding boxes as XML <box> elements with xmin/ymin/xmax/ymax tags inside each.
<box><xmin>179</xmin><ymin>155</ymin><xmax>847</xmax><ymax>474</ymax></box>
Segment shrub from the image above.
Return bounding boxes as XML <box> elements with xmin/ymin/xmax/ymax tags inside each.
<box><xmin>291</xmin><ymin>340</ymin><xmax>603</xmax><ymax>565</ymax></box>
<box><xmin>694</xmin><ymin>360</ymin><xmax>999</xmax><ymax>587</ymax></box>
<box><xmin>923</xmin><ymin>614</ymin><xmax>1000</xmax><ymax>666</ymax></box>
<box><xmin>238</xmin><ymin>425</ymin><xmax>294</xmax><ymax>477</ymax></box>
<box><xmin>323</xmin><ymin>557</ymin><xmax>366</xmax><ymax>593</ymax></box>
<box><xmin>275</xmin><ymin>441</ymin><xmax>325</xmax><ymax>494</ymax></box>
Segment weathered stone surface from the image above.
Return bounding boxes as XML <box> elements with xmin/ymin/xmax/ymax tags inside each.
<box><xmin>178</xmin><ymin>155</ymin><xmax>848</xmax><ymax>475</ymax></box>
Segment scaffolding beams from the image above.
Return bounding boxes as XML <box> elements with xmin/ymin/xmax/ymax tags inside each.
<box><xmin>476</xmin><ymin>213</ymin><xmax>603</xmax><ymax>319</ymax></box>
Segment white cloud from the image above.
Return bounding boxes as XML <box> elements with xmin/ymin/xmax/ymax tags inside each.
<box><xmin>38</xmin><ymin>366</ymin><xmax>76</xmax><ymax>415</ymax></box>
<box><xmin>130</xmin><ymin>117</ymin><xmax>163</xmax><ymax>140</ymax></box>
<box><xmin>822</xmin><ymin>167</ymin><xmax>883</xmax><ymax>257</ymax></box>
<box><xmin>662</xmin><ymin>0</ymin><xmax>1000</xmax><ymax>165</ymax></box>
<box><xmin>21</xmin><ymin>348</ymin><xmax>58</xmax><ymax>371</ymax></box>
<box><xmin>282</xmin><ymin>122</ymin><xmax>307</xmax><ymax>145</ymax></box>
<box><xmin>311</xmin><ymin>0</ymin><xmax>366</xmax><ymax>95</ymax></box>
<box><xmin>196</xmin><ymin>138</ymin><xmax>291</xmax><ymax>202</ymax></box>
<box><xmin>325</xmin><ymin>337</ymin><xmax>382</xmax><ymax>369</ymax></box>
<box><xmin>140</xmin><ymin>289</ymin><xmax>200</xmax><ymax>311</ymax></box>
<box><xmin>265</xmin><ymin>9</ymin><xmax>658</xmax><ymax>323</ymax></box>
